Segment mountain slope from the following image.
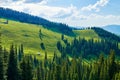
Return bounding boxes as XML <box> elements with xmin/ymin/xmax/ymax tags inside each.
<box><xmin>73</xmin><ymin>29</ymin><xmax>99</xmax><ymax>39</ymax></box>
<box><xmin>102</xmin><ymin>25</ymin><xmax>120</xmax><ymax>35</ymax></box>
<box><xmin>0</xmin><ymin>7</ymin><xmax>74</xmax><ymax>36</ymax></box>
<box><xmin>0</xmin><ymin>19</ymin><xmax>74</xmax><ymax>58</ymax></box>
<box><xmin>0</xmin><ymin>19</ymin><xmax>103</xmax><ymax>57</ymax></box>
<box><xmin>92</xmin><ymin>27</ymin><xmax>120</xmax><ymax>42</ymax></box>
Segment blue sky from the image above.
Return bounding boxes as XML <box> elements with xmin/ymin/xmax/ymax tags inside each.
<box><xmin>0</xmin><ymin>0</ymin><xmax>120</xmax><ymax>27</ymax></box>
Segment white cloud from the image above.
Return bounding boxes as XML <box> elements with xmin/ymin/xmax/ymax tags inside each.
<box><xmin>81</xmin><ymin>0</ymin><xmax>109</xmax><ymax>12</ymax></box>
<box><xmin>24</xmin><ymin>0</ymin><xmax>43</xmax><ymax>3</ymax></box>
<box><xmin>62</xmin><ymin>14</ymin><xmax>120</xmax><ymax>27</ymax></box>
<box><xmin>0</xmin><ymin>0</ymin><xmax>44</xmax><ymax>3</ymax></box>
<box><xmin>0</xmin><ymin>1</ymin><xmax>78</xmax><ymax>19</ymax></box>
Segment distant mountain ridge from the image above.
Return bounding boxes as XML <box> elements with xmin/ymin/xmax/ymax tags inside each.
<box><xmin>102</xmin><ymin>25</ymin><xmax>120</xmax><ymax>35</ymax></box>
<box><xmin>91</xmin><ymin>27</ymin><xmax>120</xmax><ymax>42</ymax></box>
<box><xmin>0</xmin><ymin>7</ymin><xmax>74</xmax><ymax>36</ymax></box>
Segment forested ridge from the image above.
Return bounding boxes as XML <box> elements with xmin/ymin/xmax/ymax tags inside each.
<box><xmin>0</xmin><ymin>7</ymin><xmax>74</xmax><ymax>36</ymax></box>
<box><xmin>57</xmin><ymin>36</ymin><xmax>120</xmax><ymax>59</ymax></box>
<box><xmin>92</xmin><ymin>27</ymin><xmax>120</xmax><ymax>42</ymax></box>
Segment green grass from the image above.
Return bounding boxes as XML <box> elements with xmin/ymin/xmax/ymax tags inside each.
<box><xmin>119</xmin><ymin>43</ymin><xmax>120</xmax><ymax>49</ymax></box>
<box><xmin>73</xmin><ymin>29</ymin><xmax>100</xmax><ymax>41</ymax></box>
<box><xmin>0</xmin><ymin>19</ymin><xmax>74</xmax><ymax>59</ymax></box>
<box><xmin>0</xmin><ymin>19</ymin><xmax>101</xmax><ymax>59</ymax></box>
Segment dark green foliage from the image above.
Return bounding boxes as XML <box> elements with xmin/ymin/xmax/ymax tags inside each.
<box><xmin>18</xmin><ymin>44</ymin><xmax>24</xmax><ymax>62</ymax></box>
<box><xmin>3</xmin><ymin>48</ymin><xmax>9</xmax><ymax>63</ymax></box>
<box><xmin>57</xmin><ymin>41</ymin><xmax>63</xmax><ymax>52</ymax></box>
<box><xmin>0</xmin><ymin>45</ymin><xmax>4</xmax><ymax>80</ymax></box>
<box><xmin>7</xmin><ymin>44</ymin><xmax>18</xmax><ymax>80</ymax></box>
<box><xmin>44</xmin><ymin>52</ymin><xmax>48</xmax><ymax>68</ymax></box>
<box><xmin>39</xmin><ymin>29</ymin><xmax>42</xmax><ymax>40</ymax></box>
<box><xmin>1</xmin><ymin>44</ymin><xmax>120</xmax><ymax>80</ymax></box>
<box><xmin>37</xmin><ymin>65</ymin><xmax>42</xmax><ymax>80</ymax></box>
<box><xmin>108</xmin><ymin>50</ymin><xmax>116</xmax><ymax>79</ymax></box>
<box><xmin>57</xmin><ymin>38</ymin><xmax>120</xmax><ymax>58</ymax></box>
<box><xmin>0</xmin><ymin>56</ymin><xmax>4</xmax><ymax>80</ymax></box>
<box><xmin>20</xmin><ymin>56</ymin><xmax>33</xmax><ymax>80</ymax></box>
<box><xmin>33</xmin><ymin>56</ymin><xmax>39</xmax><ymax>68</ymax></box>
<box><xmin>61</xmin><ymin>34</ymin><xmax>64</xmax><ymax>40</ymax></box>
<box><xmin>40</xmin><ymin>43</ymin><xmax>45</xmax><ymax>50</ymax></box>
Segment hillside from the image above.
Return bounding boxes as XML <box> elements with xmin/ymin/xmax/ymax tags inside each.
<box><xmin>0</xmin><ymin>19</ymin><xmax>72</xmax><ymax>59</ymax></box>
<box><xmin>73</xmin><ymin>29</ymin><xmax>100</xmax><ymax>40</ymax></box>
<box><xmin>0</xmin><ymin>18</ymin><xmax>104</xmax><ymax>58</ymax></box>
<box><xmin>92</xmin><ymin>27</ymin><xmax>120</xmax><ymax>42</ymax></box>
<box><xmin>0</xmin><ymin>7</ymin><xmax>74</xmax><ymax>36</ymax></box>
<box><xmin>103</xmin><ymin>25</ymin><xmax>120</xmax><ymax>35</ymax></box>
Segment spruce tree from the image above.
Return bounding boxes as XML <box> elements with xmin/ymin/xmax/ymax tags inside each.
<box><xmin>26</xmin><ymin>57</ymin><xmax>33</xmax><ymax>80</ymax></box>
<box><xmin>20</xmin><ymin>58</ymin><xmax>27</xmax><ymax>80</ymax></box>
<box><xmin>0</xmin><ymin>45</ymin><xmax>4</xmax><ymax>80</ymax></box>
<box><xmin>108</xmin><ymin>50</ymin><xmax>116</xmax><ymax>79</ymax></box>
<box><xmin>44</xmin><ymin>51</ymin><xmax>48</xmax><ymax>68</ymax></box>
<box><xmin>18</xmin><ymin>44</ymin><xmax>24</xmax><ymax>62</ymax></box>
<box><xmin>7</xmin><ymin>44</ymin><xmax>18</xmax><ymax>80</ymax></box>
<box><xmin>61</xmin><ymin>34</ymin><xmax>64</xmax><ymax>40</ymax></box>
<box><xmin>0</xmin><ymin>56</ymin><xmax>4</xmax><ymax>80</ymax></box>
<box><xmin>3</xmin><ymin>48</ymin><xmax>8</xmax><ymax>63</ymax></box>
<box><xmin>20</xmin><ymin>57</ymin><xmax>33</xmax><ymax>80</ymax></box>
<box><xmin>37</xmin><ymin>66</ymin><xmax>41</xmax><ymax>80</ymax></box>
<box><xmin>39</xmin><ymin>29</ymin><xmax>42</xmax><ymax>40</ymax></box>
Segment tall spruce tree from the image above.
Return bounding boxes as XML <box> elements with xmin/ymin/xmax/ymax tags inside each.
<box><xmin>18</xmin><ymin>44</ymin><xmax>24</xmax><ymax>62</ymax></box>
<box><xmin>108</xmin><ymin>50</ymin><xmax>116</xmax><ymax>79</ymax></box>
<box><xmin>0</xmin><ymin>56</ymin><xmax>4</xmax><ymax>80</ymax></box>
<box><xmin>7</xmin><ymin>44</ymin><xmax>18</xmax><ymax>80</ymax></box>
<box><xmin>20</xmin><ymin>56</ymin><xmax>33</xmax><ymax>80</ymax></box>
<box><xmin>37</xmin><ymin>65</ymin><xmax>41</xmax><ymax>80</ymax></box>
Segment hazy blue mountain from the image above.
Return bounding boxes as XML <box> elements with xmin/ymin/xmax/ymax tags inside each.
<box><xmin>102</xmin><ymin>25</ymin><xmax>120</xmax><ymax>35</ymax></box>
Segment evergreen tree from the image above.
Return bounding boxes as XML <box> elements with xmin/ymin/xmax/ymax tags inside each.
<box><xmin>18</xmin><ymin>44</ymin><xmax>24</xmax><ymax>62</ymax></box>
<box><xmin>39</xmin><ymin>29</ymin><xmax>42</xmax><ymax>40</ymax></box>
<box><xmin>108</xmin><ymin>50</ymin><xmax>116</xmax><ymax>79</ymax></box>
<box><xmin>3</xmin><ymin>48</ymin><xmax>8</xmax><ymax>63</ymax></box>
<box><xmin>20</xmin><ymin>58</ymin><xmax>27</xmax><ymax>80</ymax></box>
<box><xmin>26</xmin><ymin>57</ymin><xmax>33</xmax><ymax>80</ymax></box>
<box><xmin>7</xmin><ymin>44</ymin><xmax>18</xmax><ymax>80</ymax></box>
<box><xmin>20</xmin><ymin>57</ymin><xmax>33</xmax><ymax>80</ymax></box>
<box><xmin>61</xmin><ymin>34</ymin><xmax>64</xmax><ymax>40</ymax></box>
<box><xmin>37</xmin><ymin>65</ymin><xmax>41</xmax><ymax>80</ymax></box>
<box><xmin>0</xmin><ymin>45</ymin><xmax>4</xmax><ymax>80</ymax></box>
<box><xmin>0</xmin><ymin>56</ymin><xmax>4</xmax><ymax>80</ymax></box>
<box><xmin>44</xmin><ymin>51</ymin><xmax>48</xmax><ymax>68</ymax></box>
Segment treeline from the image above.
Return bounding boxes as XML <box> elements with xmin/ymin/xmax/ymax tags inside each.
<box><xmin>0</xmin><ymin>44</ymin><xmax>120</xmax><ymax>80</ymax></box>
<box><xmin>91</xmin><ymin>27</ymin><xmax>120</xmax><ymax>42</ymax></box>
<box><xmin>0</xmin><ymin>7</ymin><xmax>74</xmax><ymax>36</ymax></box>
<box><xmin>57</xmin><ymin>37</ymin><xmax>120</xmax><ymax>59</ymax></box>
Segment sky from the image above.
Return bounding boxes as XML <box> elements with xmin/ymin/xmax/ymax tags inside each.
<box><xmin>0</xmin><ymin>0</ymin><xmax>120</xmax><ymax>27</ymax></box>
